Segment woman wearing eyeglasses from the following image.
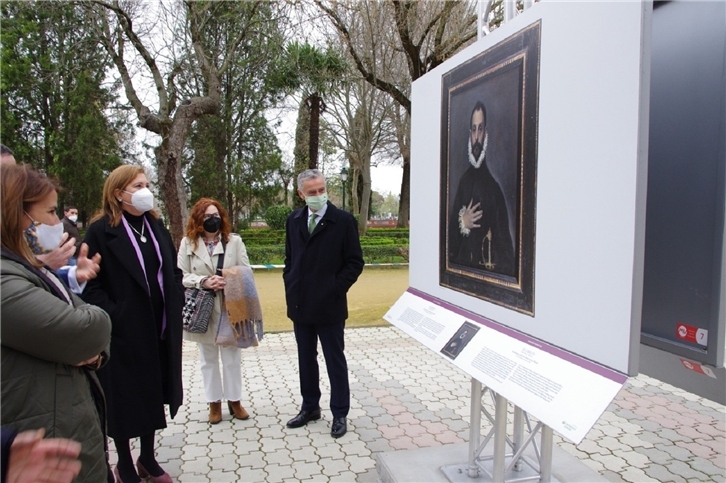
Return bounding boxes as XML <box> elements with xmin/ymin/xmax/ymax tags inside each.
<box><xmin>177</xmin><ymin>198</ymin><xmax>252</xmax><ymax>424</ymax></box>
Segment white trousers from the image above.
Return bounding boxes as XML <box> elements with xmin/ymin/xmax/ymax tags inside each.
<box><xmin>197</xmin><ymin>342</ymin><xmax>242</xmax><ymax>402</ymax></box>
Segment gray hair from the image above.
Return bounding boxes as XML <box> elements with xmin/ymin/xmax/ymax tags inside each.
<box><xmin>297</xmin><ymin>169</ymin><xmax>325</xmax><ymax>191</ymax></box>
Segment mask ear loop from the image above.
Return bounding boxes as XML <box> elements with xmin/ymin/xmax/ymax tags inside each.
<box><xmin>23</xmin><ymin>211</ymin><xmax>38</xmax><ymax>226</ymax></box>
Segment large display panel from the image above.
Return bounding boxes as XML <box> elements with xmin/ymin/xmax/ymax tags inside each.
<box><xmin>641</xmin><ymin>0</ymin><xmax>726</xmax><ymax>368</ymax></box>
<box><xmin>410</xmin><ymin>0</ymin><xmax>652</xmax><ymax>375</ymax></box>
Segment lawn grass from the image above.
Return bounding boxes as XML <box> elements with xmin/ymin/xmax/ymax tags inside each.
<box><xmin>254</xmin><ymin>266</ymin><xmax>409</xmax><ymax>332</ymax></box>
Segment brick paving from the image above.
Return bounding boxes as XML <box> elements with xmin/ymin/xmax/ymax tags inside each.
<box><xmin>112</xmin><ymin>326</ymin><xmax>725</xmax><ymax>482</ymax></box>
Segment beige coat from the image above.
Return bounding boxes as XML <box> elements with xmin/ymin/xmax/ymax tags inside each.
<box><xmin>177</xmin><ymin>234</ymin><xmax>250</xmax><ymax>344</ymax></box>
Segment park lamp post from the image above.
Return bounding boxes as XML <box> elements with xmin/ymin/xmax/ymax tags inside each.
<box><xmin>340</xmin><ymin>167</ymin><xmax>348</xmax><ymax>211</ymax></box>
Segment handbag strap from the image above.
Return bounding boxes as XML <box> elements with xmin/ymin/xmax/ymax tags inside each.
<box><xmin>215</xmin><ymin>239</ymin><xmax>227</xmax><ymax>276</ymax></box>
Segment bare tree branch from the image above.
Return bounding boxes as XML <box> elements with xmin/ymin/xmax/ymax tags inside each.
<box><xmin>314</xmin><ymin>0</ymin><xmax>412</xmax><ymax>113</ymax></box>
<box><xmin>90</xmin><ymin>0</ymin><xmax>169</xmax><ymax>115</ymax></box>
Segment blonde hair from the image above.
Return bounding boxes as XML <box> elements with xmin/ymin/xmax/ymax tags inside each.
<box><xmin>93</xmin><ymin>165</ymin><xmax>159</xmax><ymax>227</ymax></box>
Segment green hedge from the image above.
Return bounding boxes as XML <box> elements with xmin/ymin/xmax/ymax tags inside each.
<box><xmin>246</xmin><ymin>245</ymin><xmax>408</xmax><ymax>265</ymax></box>
<box><xmin>241</xmin><ymin>227</ymin><xmax>409</xmax><ymax>264</ymax></box>
<box><xmin>365</xmin><ymin>228</ymin><xmax>409</xmax><ymax>238</ymax></box>
<box><xmin>240</xmin><ymin>228</ymin><xmax>409</xmax><ymax>246</ymax></box>
<box><xmin>239</xmin><ymin>229</ymin><xmax>285</xmax><ymax>247</ymax></box>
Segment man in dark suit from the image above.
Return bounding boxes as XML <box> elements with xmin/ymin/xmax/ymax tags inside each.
<box><xmin>448</xmin><ymin>101</ymin><xmax>514</xmax><ymax>276</ymax></box>
<box><xmin>61</xmin><ymin>205</ymin><xmax>82</xmax><ymax>263</ymax></box>
<box><xmin>283</xmin><ymin>169</ymin><xmax>364</xmax><ymax>438</ymax></box>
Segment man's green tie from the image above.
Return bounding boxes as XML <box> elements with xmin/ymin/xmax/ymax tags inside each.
<box><xmin>308</xmin><ymin>213</ymin><xmax>318</xmax><ymax>233</ymax></box>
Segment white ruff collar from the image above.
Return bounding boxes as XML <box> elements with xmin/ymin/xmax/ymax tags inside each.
<box><xmin>468</xmin><ymin>133</ymin><xmax>488</xmax><ymax>168</ymax></box>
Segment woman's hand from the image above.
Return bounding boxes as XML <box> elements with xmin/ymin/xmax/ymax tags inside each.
<box><xmin>36</xmin><ymin>234</ymin><xmax>75</xmax><ymax>270</ymax></box>
<box><xmin>7</xmin><ymin>428</ymin><xmax>82</xmax><ymax>483</ymax></box>
<box><xmin>74</xmin><ymin>355</ymin><xmax>101</xmax><ymax>369</ymax></box>
<box><xmin>202</xmin><ymin>275</ymin><xmax>226</xmax><ymax>291</ymax></box>
<box><xmin>74</xmin><ymin>243</ymin><xmax>101</xmax><ymax>284</ymax></box>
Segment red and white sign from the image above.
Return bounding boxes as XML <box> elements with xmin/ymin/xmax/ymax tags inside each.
<box><xmin>676</xmin><ymin>323</ymin><xmax>708</xmax><ymax>346</ymax></box>
<box><xmin>680</xmin><ymin>358</ymin><xmax>717</xmax><ymax>378</ymax></box>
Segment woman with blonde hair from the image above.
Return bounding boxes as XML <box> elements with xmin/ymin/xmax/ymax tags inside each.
<box><xmin>82</xmin><ymin>165</ymin><xmax>184</xmax><ymax>483</ymax></box>
<box><xmin>0</xmin><ymin>163</ymin><xmax>112</xmax><ymax>482</ymax></box>
<box><xmin>177</xmin><ymin>198</ymin><xmax>252</xmax><ymax>423</ymax></box>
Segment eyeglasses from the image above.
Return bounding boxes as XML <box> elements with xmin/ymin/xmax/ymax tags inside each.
<box><xmin>203</xmin><ymin>213</ymin><xmax>221</xmax><ymax>220</ymax></box>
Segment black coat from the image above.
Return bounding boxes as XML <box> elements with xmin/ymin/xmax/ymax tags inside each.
<box><xmin>82</xmin><ymin>214</ymin><xmax>184</xmax><ymax>439</ymax></box>
<box><xmin>449</xmin><ymin>161</ymin><xmax>514</xmax><ymax>277</ymax></box>
<box><xmin>283</xmin><ymin>202</ymin><xmax>364</xmax><ymax>325</ymax></box>
<box><xmin>62</xmin><ymin>217</ymin><xmax>81</xmax><ymax>257</ymax></box>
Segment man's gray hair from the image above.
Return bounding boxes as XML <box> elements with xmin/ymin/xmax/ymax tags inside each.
<box><xmin>297</xmin><ymin>169</ymin><xmax>325</xmax><ymax>191</ymax></box>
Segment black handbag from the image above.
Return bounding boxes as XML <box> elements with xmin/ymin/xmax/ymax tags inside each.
<box><xmin>182</xmin><ymin>240</ymin><xmax>226</xmax><ymax>333</ymax></box>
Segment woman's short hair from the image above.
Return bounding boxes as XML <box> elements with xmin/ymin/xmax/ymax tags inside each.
<box><xmin>93</xmin><ymin>164</ymin><xmax>159</xmax><ymax>226</ymax></box>
<box><xmin>185</xmin><ymin>198</ymin><xmax>232</xmax><ymax>250</ymax></box>
<box><xmin>0</xmin><ymin>163</ymin><xmax>59</xmax><ymax>266</ymax></box>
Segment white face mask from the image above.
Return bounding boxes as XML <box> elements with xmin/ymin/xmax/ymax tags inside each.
<box><xmin>24</xmin><ymin>213</ymin><xmax>65</xmax><ymax>254</ymax></box>
<box><xmin>67</xmin><ymin>214</ymin><xmax>78</xmax><ymax>223</ymax></box>
<box><xmin>123</xmin><ymin>188</ymin><xmax>154</xmax><ymax>212</ymax></box>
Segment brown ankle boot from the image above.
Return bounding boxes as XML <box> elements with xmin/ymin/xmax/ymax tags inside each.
<box><xmin>209</xmin><ymin>401</ymin><xmax>222</xmax><ymax>424</ymax></box>
<box><xmin>227</xmin><ymin>400</ymin><xmax>249</xmax><ymax>420</ymax></box>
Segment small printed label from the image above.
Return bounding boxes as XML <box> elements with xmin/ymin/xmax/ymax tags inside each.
<box><xmin>695</xmin><ymin>328</ymin><xmax>708</xmax><ymax>346</ymax></box>
<box><xmin>676</xmin><ymin>323</ymin><xmax>707</xmax><ymax>346</ymax></box>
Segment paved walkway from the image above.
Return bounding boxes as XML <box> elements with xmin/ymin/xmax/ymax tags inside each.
<box><xmin>116</xmin><ymin>327</ymin><xmax>725</xmax><ymax>482</ymax></box>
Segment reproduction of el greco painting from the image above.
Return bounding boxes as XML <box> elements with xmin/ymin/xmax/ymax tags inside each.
<box><xmin>439</xmin><ymin>21</ymin><xmax>540</xmax><ymax>316</ymax></box>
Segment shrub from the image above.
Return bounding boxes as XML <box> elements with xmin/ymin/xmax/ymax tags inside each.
<box><xmin>246</xmin><ymin>246</ymin><xmax>285</xmax><ymax>265</ymax></box>
<box><xmin>362</xmin><ymin>246</ymin><xmax>408</xmax><ymax>263</ymax></box>
<box><xmin>264</xmin><ymin>205</ymin><xmax>292</xmax><ymax>230</ymax></box>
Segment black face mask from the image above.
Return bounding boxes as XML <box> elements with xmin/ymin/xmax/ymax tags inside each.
<box><xmin>203</xmin><ymin>217</ymin><xmax>222</xmax><ymax>233</ymax></box>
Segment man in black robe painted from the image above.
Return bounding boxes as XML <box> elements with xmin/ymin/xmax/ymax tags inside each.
<box><xmin>449</xmin><ymin>101</ymin><xmax>515</xmax><ymax>277</ymax></box>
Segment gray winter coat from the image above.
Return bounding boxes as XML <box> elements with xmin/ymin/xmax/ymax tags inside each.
<box><xmin>1</xmin><ymin>254</ymin><xmax>112</xmax><ymax>483</ymax></box>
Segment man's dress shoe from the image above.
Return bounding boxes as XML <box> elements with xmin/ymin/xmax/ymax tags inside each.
<box><xmin>331</xmin><ymin>417</ymin><xmax>347</xmax><ymax>438</ymax></box>
<box><xmin>286</xmin><ymin>408</ymin><xmax>321</xmax><ymax>428</ymax></box>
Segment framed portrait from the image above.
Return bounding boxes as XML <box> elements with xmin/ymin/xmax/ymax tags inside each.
<box><xmin>439</xmin><ymin>21</ymin><xmax>540</xmax><ymax>315</ymax></box>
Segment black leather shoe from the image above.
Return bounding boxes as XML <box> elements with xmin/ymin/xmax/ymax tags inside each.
<box><xmin>286</xmin><ymin>408</ymin><xmax>321</xmax><ymax>428</ymax></box>
<box><xmin>331</xmin><ymin>417</ymin><xmax>347</xmax><ymax>438</ymax></box>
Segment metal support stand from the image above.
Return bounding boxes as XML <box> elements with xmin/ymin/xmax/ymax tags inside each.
<box><xmin>441</xmin><ymin>378</ymin><xmax>558</xmax><ymax>483</ymax></box>
<box><xmin>468</xmin><ymin>379</ymin><xmax>483</xmax><ymax>478</ymax></box>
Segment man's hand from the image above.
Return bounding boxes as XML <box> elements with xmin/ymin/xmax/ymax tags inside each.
<box><xmin>74</xmin><ymin>243</ymin><xmax>101</xmax><ymax>284</ymax></box>
<box><xmin>36</xmin><ymin>233</ymin><xmax>75</xmax><ymax>270</ymax></box>
<box><xmin>460</xmin><ymin>199</ymin><xmax>483</xmax><ymax>231</ymax></box>
<box><xmin>202</xmin><ymin>275</ymin><xmax>226</xmax><ymax>291</ymax></box>
<box><xmin>7</xmin><ymin>428</ymin><xmax>82</xmax><ymax>483</ymax></box>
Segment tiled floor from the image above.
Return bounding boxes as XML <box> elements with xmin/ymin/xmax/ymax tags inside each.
<box><xmin>113</xmin><ymin>326</ymin><xmax>725</xmax><ymax>482</ymax></box>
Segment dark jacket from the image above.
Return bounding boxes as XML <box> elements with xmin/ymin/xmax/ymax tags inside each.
<box><xmin>449</xmin><ymin>160</ymin><xmax>514</xmax><ymax>277</ymax></box>
<box><xmin>62</xmin><ymin>217</ymin><xmax>82</xmax><ymax>258</ymax></box>
<box><xmin>82</xmin><ymin>214</ymin><xmax>184</xmax><ymax>439</ymax></box>
<box><xmin>283</xmin><ymin>202</ymin><xmax>364</xmax><ymax>324</ymax></box>
<box><xmin>1</xmin><ymin>251</ymin><xmax>112</xmax><ymax>482</ymax></box>
<box><xmin>1</xmin><ymin>427</ymin><xmax>16</xmax><ymax>483</ymax></box>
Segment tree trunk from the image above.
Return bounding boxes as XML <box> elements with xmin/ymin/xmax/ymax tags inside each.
<box><xmin>155</xmin><ymin>145</ymin><xmax>187</xmax><ymax>248</ymax></box>
<box><xmin>350</xmin><ymin>163</ymin><xmax>360</xmax><ymax>215</ymax></box>
<box><xmin>397</xmin><ymin>153</ymin><xmax>410</xmax><ymax>228</ymax></box>
<box><xmin>358</xmin><ymin>154</ymin><xmax>372</xmax><ymax>236</ymax></box>
<box><xmin>155</xmin><ymin>116</ymin><xmax>194</xmax><ymax>247</ymax></box>
<box><xmin>307</xmin><ymin>94</ymin><xmax>322</xmax><ymax>169</ymax></box>
<box><xmin>293</xmin><ymin>101</ymin><xmax>310</xmax><ymax>209</ymax></box>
